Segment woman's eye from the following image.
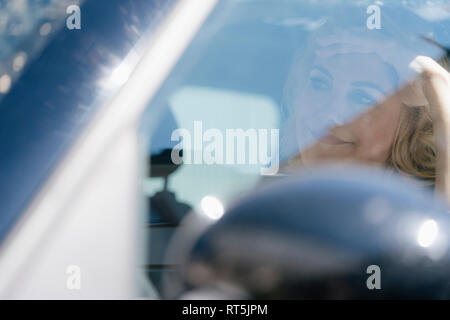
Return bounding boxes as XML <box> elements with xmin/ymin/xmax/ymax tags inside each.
<box><xmin>348</xmin><ymin>89</ymin><xmax>377</xmax><ymax>106</ymax></box>
<box><xmin>309</xmin><ymin>77</ymin><xmax>331</xmax><ymax>91</ymax></box>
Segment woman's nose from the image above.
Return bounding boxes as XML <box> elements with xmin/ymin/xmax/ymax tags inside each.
<box><xmin>329</xmin><ymin>97</ymin><xmax>366</xmax><ymax>127</ymax></box>
<box><xmin>322</xmin><ymin>115</ymin><xmax>344</xmax><ymax>129</ymax></box>
<box><xmin>321</xmin><ymin>90</ymin><xmax>354</xmax><ymax>127</ymax></box>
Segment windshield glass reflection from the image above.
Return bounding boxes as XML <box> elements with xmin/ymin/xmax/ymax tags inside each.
<box><xmin>280</xmin><ymin>6</ymin><xmax>447</xmax><ymax>191</ymax></box>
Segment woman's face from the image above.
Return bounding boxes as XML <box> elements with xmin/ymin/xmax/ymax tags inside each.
<box><xmin>295</xmin><ymin>51</ymin><xmax>403</xmax><ymax>165</ymax></box>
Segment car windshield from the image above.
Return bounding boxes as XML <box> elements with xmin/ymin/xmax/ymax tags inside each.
<box><xmin>0</xmin><ymin>0</ymin><xmax>176</xmax><ymax>243</ymax></box>
<box><xmin>140</xmin><ymin>0</ymin><xmax>450</xmax><ymax>293</ymax></box>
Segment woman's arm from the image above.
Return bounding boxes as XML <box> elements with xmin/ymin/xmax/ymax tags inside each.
<box><xmin>411</xmin><ymin>56</ymin><xmax>450</xmax><ymax>201</ymax></box>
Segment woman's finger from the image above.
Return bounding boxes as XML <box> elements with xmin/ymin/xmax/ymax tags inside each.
<box><xmin>412</xmin><ymin>56</ymin><xmax>450</xmax><ymax>122</ymax></box>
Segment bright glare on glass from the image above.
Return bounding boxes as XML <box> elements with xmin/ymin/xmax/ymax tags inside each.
<box><xmin>101</xmin><ymin>50</ymin><xmax>140</xmax><ymax>89</ymax></box>
<box><xmin>105</xmin><ymin>63</ymin><xmax>133</xmax><ymax>88</ymax></box>
<box><xmin>417</xmin><ymin>219</ymin><xmax>439</xmax><ymax>248</ymax></box>
<box><xmin>39</xmin><ymin>22</ymin><xmax>52</xmax><ymax>36</ymax></box>
<box><xmin>200</xmin><ymin>195</ymin><xmax>225</xmax><ymax>220</ymax></box>
<box><xmin>0</xmin><ymin>74</ymin><xmax>11</xmax><ymax>93</ymax></box>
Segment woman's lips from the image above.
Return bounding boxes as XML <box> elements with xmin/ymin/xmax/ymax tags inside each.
<box><xmin>305</xmin><ymin>126</ymin><xmax>353</xmax><ymax>146</ymax></box>
<box><xmin>319</xmin><ymin>134</ymin><xmax>353</xmax><ymax>145</ymax></box>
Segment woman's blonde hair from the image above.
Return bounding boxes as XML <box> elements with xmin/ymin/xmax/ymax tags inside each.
<box><xmin>387</xmin><ymin>104</ymin><xmax>435</xmax><ymax>184</ymax></box>
<box><xmin>387</xmin><ymin>57</ymin><xmax>449</xmax><ymax>186</ymax></box>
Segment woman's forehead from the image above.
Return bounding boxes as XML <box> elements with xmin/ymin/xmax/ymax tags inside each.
<box><xmin>312</xmin><ymin>52</ymin><xmax>398</xmax><ymax>92</ymax></box>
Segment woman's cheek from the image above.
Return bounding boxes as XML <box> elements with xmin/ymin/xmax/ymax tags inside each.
<box><xmin>354</xmin><ymin>107</ymin><xmax>401</xmax><ymax>163</ymax></box>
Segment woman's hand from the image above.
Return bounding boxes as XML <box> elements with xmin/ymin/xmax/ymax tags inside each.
<box><xmin>408</xmin><ymin>56</ymin><xmax>450</xmax><ymax>201</ymax></box>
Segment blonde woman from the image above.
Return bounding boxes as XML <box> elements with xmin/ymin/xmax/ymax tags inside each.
<box><xmin>281</xmin><ymin>15</ymin><xmax>450</xmax><ymax>200</ymax></box>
